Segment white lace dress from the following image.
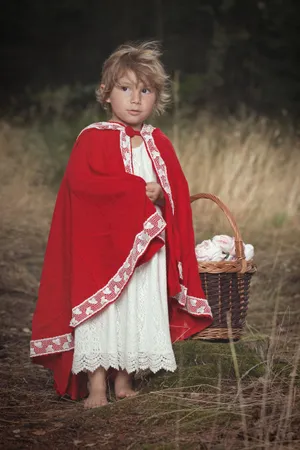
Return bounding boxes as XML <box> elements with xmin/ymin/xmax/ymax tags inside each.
<box><xmin>72</xmin><ymin>142</ymin><xmax>177</xmax><ymax>375</ymax></box>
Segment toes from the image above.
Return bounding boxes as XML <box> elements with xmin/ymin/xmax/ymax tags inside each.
<box><xmin>116</xmin><ymin>390</ymin><xmax>128</xmax><ymax>399</ymax></box>
<box><xmin>116</xmin><ymin>390</ymin><xmax>138</xmax><ymax>400</ymax></box>
<box><xmin>83</xmin><ymin>396</ymin><xmax>108</xmax><ymax>409</ymax></box>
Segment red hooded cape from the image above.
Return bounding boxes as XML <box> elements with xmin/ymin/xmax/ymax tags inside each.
<box><xmin>30</xmin><ymin>122</ymin><xmax>212</xmax><ymax>399</ymax></box>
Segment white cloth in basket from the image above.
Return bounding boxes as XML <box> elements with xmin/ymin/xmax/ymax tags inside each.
<box><xmin>195</xmin><ymin>235</ymin><xmax>254</xmax><ymax>262</ymax></box>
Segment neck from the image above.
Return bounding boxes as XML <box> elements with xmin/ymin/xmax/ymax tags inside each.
<box><xmin>109</xmin><ymin>116</ymin><xmax>143</xmax><ymax>131</ymax></box>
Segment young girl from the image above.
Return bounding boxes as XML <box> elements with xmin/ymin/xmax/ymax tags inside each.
<box><xmin>30</xmin><ymin>41</ymin><xmax>213</xmax><ymax>408</ymax></box>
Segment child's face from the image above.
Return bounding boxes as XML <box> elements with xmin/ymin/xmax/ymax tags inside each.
<box><xmin>104</xmin><ymin>71</ymin><xmax>156</xmax><ymax>129</ymax></box>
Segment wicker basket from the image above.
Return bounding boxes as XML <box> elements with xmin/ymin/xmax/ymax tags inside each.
<box><xmin>190</xmin><ymin>193</ymin><xmax>257</xmax><ymax>341</ymax></box>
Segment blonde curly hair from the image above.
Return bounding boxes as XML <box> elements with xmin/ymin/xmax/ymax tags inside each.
<box><xmin>96</xmin><ymin>41</ymin><xmax>171</xmax><ymax>116</ymax></box>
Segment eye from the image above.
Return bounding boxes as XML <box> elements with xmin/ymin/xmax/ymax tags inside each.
<box><xmin>141</xmin><ymin>88</ymin><xmax>151</xmax><ymax>94</ymax></box>
<box><xmin>121</xmin><ymin>86</ymin><xmax>129</xmax><ymax>92</ymax></box>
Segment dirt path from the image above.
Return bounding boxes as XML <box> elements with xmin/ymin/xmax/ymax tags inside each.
<box><xmin>1</xmin><ymin>241</ymin><xmax>300</xmax><ymax>449</ymax></box>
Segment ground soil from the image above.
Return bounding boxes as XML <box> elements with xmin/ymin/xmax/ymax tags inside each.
<box><xmin>1</xmin><ymin>235</ymin><xmax>300</xmax><ymax>450</ymax></box>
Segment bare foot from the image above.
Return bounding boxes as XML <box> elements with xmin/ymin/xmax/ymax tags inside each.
<box><xmin>114</xmin><ymin>369</ymin><xmax>138</xmax><ymax>400</ymax></box>
<box><xmin>84</xmin><ymin>367</ymin><xmax>108</xmax><ymax>409</ymax></box>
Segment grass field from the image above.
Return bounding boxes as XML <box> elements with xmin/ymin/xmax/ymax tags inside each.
<box><xmin>0</xmin><ymin>111</ymin><xmax>299</xmax><ymax>449</ymax></box>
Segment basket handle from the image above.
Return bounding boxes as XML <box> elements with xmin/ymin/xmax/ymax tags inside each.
<box><xmin>190</xmin><ymin>193</ymin><xmax>248</xmax><ymax>273</ymax></box>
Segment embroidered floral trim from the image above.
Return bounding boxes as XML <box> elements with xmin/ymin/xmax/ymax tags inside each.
<box><xmin>178</xmin><ymin>261</ymin><xmax>183</xmax><ymax>279</ymax></box>
<box><xmin>30</xmin><ymin>332</ymin><xmax>74</xmax><ymax>358</ymax></box>
<box><xmin>174</xmin><ymin>284</ymin><xmax>212</xmax><ymax>317</ymax></box>
<box><xmin>175</xmin><ymin>284</ymin><xmax>188</xmax><ymax>306</ymax></box>
<box><xmin>77</xmin><ymin>121</ymin><xmax>123</xmax><ymax>137</ymax></box>
<box><xmin>141</xmin><ymin>125</ymin><xmax>175</xmax><ymax>214</ymax></box>
<box><xmin>69</xmin><ymin>211</ymin><xmax>166</xmax><ymax>328</ymax></box>
<box><xmin>120</xmin><ymin>129</ymin><xmax>133</xmax><ymax>173</ymax></box>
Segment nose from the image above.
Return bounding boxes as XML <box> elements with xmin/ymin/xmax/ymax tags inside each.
<box><xmin>131</xmin><ymin>88</ymin><xmax>141</xmax><ymax>104</ymax></box>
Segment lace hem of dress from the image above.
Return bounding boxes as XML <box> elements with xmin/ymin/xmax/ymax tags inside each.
<box><xmin>72</xmin><ymin>352</ymin><xmax>177</xmax><ymax>375</ymax></box>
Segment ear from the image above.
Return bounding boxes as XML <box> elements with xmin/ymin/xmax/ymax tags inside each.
<box><xmin>100</xmin><ymin>84</ymin><xmax>111</xmax><ymax>103</ymax></box>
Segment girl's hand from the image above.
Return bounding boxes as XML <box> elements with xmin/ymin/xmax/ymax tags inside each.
<box><xmin>146</xmin><ymin>182</ymin><xmax>165</xmax><ymax>205</ymax></box>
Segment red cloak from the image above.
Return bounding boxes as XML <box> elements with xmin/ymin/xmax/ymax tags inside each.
<box><xmin>30</xmin><ymin>122</ymin><xmax>212</xmax><ymax>399</ymax></box>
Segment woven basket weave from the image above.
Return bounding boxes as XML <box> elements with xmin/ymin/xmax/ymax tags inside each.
<box><xmin>190</xmin><ymin>193</ymin><xmax>257</xmax><ymax>341</ymax></box>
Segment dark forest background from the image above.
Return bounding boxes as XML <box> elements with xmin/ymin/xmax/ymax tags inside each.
<box><xmin>1</xmin><ymin>0</ymin><xmax>300</xmax><ymax>117</ymax></box>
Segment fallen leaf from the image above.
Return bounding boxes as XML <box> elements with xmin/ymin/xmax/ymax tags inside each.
<box><xmin>22</xmin><ymin>327</ymin><xmax>31</xmax><ymax>333</ymax></box>
<box><xmin>32</xmin><ymin>430</ymin><xmax>46</xmax><ymax>436</ymax></box>
<box><xmin>73</xmin><ymin>440</ymin><xmax>83</xmax><ymax>446</ymax></box>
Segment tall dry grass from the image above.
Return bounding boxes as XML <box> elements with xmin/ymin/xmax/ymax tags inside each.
<box><xmin>0</xmin><ymin>122</ymin><xmax>54</xmax><ymax>294</ymax></box>
<box><xmin>1</xmin><ymin>111</ymin><xmax>300</xmax><ymax>293</ymax></box>
<box><xmin>142</xmin><ymin>278</ymin><xmax>300</xmax><ymax>448</ymax></box>
<box><xmin>149</xmin><ymin>336</ymin><xmax>300</xmax><ymax>448</ymax></box>
<box><xmin>176</xmin><ymin>113</ymin><xmax>300</xmax><ymax>238</ymax></box>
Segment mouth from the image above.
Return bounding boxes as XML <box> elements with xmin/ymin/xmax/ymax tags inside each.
<box><xmin>127</xmin><ymin>110</ymin><xmax>141</xmax><ymax>115</ymax></box>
